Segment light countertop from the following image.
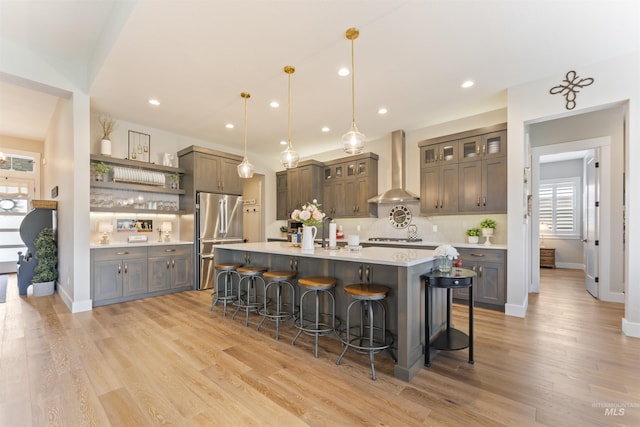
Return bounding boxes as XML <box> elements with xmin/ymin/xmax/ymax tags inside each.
<box><xmin>214</xmin><ymin>241</ymin><xmax>436</xmax><ymax>267</ymax></box>
<box><xmin>90</xmin><ymin>241</ymin><xmax>193</xmax><ymax>249</ymax></box>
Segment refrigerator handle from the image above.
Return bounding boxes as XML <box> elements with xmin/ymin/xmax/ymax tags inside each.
<box><xmin>219</xmin><ymin>198</ymin><xmax>227</xmax><ymax>234</ymax></box>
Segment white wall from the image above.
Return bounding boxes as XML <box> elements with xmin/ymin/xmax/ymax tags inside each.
<box><xmin>507</xmin><ymin>52</ymin><xmax>640</xmax><ymax>338</ymax></box>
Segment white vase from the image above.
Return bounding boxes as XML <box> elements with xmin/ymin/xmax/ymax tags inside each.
<box><xmin>468</xmin><ymin>236</ymin><xmax>479</xmax><ymax>244</ymax></box>
<box><xmin>101</xmin><ymin>138</ymin><xmax>112</xmax><ymax>156</ymax></box>
<box><xmin>482</xmin><ymin>228</ymin><xmax>494</xmax><ymax>237</ymax></box>
<box><xmin>301</xmin><ymin>225</ymin><xmax>317</xmax><ymax>252</ymax></box>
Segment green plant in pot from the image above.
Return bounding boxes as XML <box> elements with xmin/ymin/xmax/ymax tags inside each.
<box><xmin>280</xmin><ymin>225</ymin><xmax>289</xmax><ymax>238</ymax></box>
<box><xmin>465</xmin><ymin>227</ymin><xmax>482</xmax><ymax>244</ymax></box>
<box><xmin>480</xmin><ymin>218</ymin><xmax>496</xmax><ymax>236</ymax></box>
<box><xmin>92</xmin><ymin>161</ymin><xmax>110</xmax><ymax>181</ymax></box>
<box><xmin>31</xmin><ymin>227</ymin><xmax>57</xmax><ymax>296</ymax></box>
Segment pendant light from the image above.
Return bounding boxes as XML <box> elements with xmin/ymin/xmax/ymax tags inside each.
<box><xmin>342</xmin><ymin>27</ymin><xmax>365</xmax><ymax>155</ymax></box>
<box><xmin>237</xmin><ymin>92</ymin><xmax>255</xmax><ymax>179</ymax></box>
<box><xmin>280</xmin><ymin>65</ymin><xmax>300</xmax><ymax>169</ymax></box>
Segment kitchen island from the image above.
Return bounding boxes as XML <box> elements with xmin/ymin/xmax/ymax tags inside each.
<box><xmin>214</xmin><ymin>241</ymin><xmax>445</xmax><ymax>382</ymax></box>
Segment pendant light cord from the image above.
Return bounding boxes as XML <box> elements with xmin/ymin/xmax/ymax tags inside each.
<box><xmin>350</xmin><ymin>36</ymin><xmax>356</xmax><ymax>127</ymax></box>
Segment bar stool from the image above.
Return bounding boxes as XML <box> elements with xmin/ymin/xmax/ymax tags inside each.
<box><xmin>232</xmin><ymin>266</ymin><xmax>267</xmax><ymax>326</ymax></box>
<box><xmin>292</xmin><ymin>276</ymin><xmax>338</xmax><ymax>358</ymax></box>
<box><xmin>256</xmin><ymin>270</ymin><xmax>297</xmax><ymax>340</ymax></box>
<box><xmin>210</xmin><ymin>263</ymin><xmax>241</xmax><ymax>315</ymax></box>
<box><xmin>336</xmin><ymin>283</ymin><xmax>395</xmax><ymax>381</ymax></box>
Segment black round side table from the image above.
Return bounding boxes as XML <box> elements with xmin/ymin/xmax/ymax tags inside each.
<box><xmin>422</xmin><ymin>267</ymin><xmax>475</xmax><ymax>367</ymax></box>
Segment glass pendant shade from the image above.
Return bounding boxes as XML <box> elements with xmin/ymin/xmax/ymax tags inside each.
<box><xmin>342</xmin><ymin>123</ymin><xmax>365</xmax><ymax>155</ymax></box>
<box><xmin>237</xmin><ymin>92</ymin><xmax>254</xmax><ymax>178</ymax></box>
<box><xmin>280</xmin><ymin>145</ymin><xmax>299</xmax><ymax>169</ymax></box>
<box><xmin>281</xmin><ymin>65</ymin><xmax>299</xmax><ymax>169</ymax></box>
<box><xmin>343</xmin><ymin>27</ymin><xmax>365</xmax><ymax>155</ymax></box>
<box><xmin>237</xmin><ymin>156</ymin><xmax>254</xmax><ymax>178</ymax></box>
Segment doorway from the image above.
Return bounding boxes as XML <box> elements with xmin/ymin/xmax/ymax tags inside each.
<box><xmin>531</xmin><ymin>138</ymin><xmax>612</xmax><ymax>299</ymax></box>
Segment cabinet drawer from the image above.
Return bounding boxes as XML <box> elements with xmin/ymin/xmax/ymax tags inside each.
<box><xmin>92</xmin><ymin>246</ymin><xmax>148</xmax><ymax>261</ymax></box>
<box><xmin>458</xmin><ymin>248</ymin><xmax>505</xmax><ymax>264</ymax></box>
<box><xmin>148</xmin><ymin>245</ymin><xmax>192</xmax><ymax>257</ymax></box>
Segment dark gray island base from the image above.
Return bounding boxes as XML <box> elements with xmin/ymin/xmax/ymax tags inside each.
<box><xmin>214</xmin><ymin>242</ymin><xmax>446</xmax><ymax>382</ymax></box>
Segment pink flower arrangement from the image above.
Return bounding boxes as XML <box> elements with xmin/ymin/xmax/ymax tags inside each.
<box><xmin>291</xmin><ymin>199</ymin><xmax>325</xmax><ymax>226</ymax></box>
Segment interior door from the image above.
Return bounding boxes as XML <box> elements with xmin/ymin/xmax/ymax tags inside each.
<box><xmin>584</xmin><ymin>151</ymin><xmax>599</xmax><ymax>298</ymax></box>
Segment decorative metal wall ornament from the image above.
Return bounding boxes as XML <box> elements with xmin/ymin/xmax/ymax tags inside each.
<box><xmin>549</xmin><ymin>70</ymin><xmax>594</xmax><ymax>110</ymax></box>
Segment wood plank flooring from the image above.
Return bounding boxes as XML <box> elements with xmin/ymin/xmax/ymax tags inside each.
<box><xmin>1</xmin><ymin>269</ymin><xmax>639</xmax><ymax>426</ymax></box>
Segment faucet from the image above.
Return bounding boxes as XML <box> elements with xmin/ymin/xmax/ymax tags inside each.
<box><xmin>321</xmin><ymin>217</ymin><xmax>334</xmax><ymax>249</ymax></box>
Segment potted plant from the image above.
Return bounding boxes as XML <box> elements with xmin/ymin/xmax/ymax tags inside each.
<box><xmin>92</xmin><ymin>161</ymin><xmax>110</xmax><ymax>181</ymax></box>
<box><xmin>31</xmin><ymin>227</ymin><xmax>57</xmax><ymax>296</ymax></box>
<box><xmin>280</xmin><ymin>225</ymin><xmax>289</xmax><ymax>239</ymax></box>
<box><xmin>465</xmin><ymin>227</ymin><xmax>481</xmax><ymax>244</ymax></box>
<box><xmin>480</xmin><ymin>218</ymin><xmax>496</xmax><ymax>236</ymax></box>
<box><xmin>168</xmin><ymin>172</ymin><xmax>180</xmax><ymax>189</ymax></box>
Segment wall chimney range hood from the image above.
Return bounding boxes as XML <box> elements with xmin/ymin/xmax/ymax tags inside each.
<box><xmin>368</xmin><ymin>129</ymin><xmax>420</xmax><ymax>204</ymax></box>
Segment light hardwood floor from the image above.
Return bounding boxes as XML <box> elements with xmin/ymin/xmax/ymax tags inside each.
<box><xmin>1</xmin><ymin>269</ymin><xmax>639</xmax><ymax>426</ymax></box>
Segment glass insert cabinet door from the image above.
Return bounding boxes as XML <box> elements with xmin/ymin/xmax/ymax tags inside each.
<box><xmin>324</xmin><ymin>164</ymin><xmax>343</xmax><ymax>180</ymax></box>
<box><xmin>422</xmin><ymin>141</ymin><xmax>458</xmax><ymax>167</ymax></box>
<box><xmin>346</xmin><ymin>160</ymin><xmax>368</xmax><ymax>177</ymax></box>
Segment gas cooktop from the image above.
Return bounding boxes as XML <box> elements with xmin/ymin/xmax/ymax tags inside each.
<box><xmin>368</xmin><ymin>237</ymin><xmax>423</xmax><ymax>243</ymax></box>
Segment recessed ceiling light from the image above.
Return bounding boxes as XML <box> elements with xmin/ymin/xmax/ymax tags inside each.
<box><xmin>321</xmin><ymin>126</ymin><xmax>330</xmax><ymax>132</ymax></box>
<box><xmin>338</xmin><ymin>67</ymin><xmax>350</xmax><ymax>77</ymax></box>
<box><xmin>148</xmin><ymin>98</ymin><xmax>160</xmax><ymax>106</ymax></box>
<box><xmin>280</xmin><ymin>140</ymin><xmax>287</xmax><ymax>145</ymax></box>
<box><xmin>377</xmin><ymin>107</ymin><xmax>388</xmax><ymax>115</ymax></box>
<box><xmin>225</xmin><ymin>123</ymin><xmax>234</xmax><ymax>129</ymax></box>
<box><xmin>270</xmin><ymin>101</ymin><xmax>279</xmax><ymax>108</ymax></box>
<box><xmin>461</xmin><ymin>80</ymin><xmax>474</xmax><ymax>88</ymax></box>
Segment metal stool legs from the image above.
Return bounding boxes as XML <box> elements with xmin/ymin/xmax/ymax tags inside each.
<box><xmin>256</xmin><ymin>277</ymin><xmax>296</xmax><ymax>340</ymax></box>
<box><xmin>210</xmin><ymin>267</ymin><xmax>239</xmax><ymax>315</ymax></box>
<box><xmin>232</xmin><ymin>272</ymin><xmax>266</xmax><ymax>327</ymax></box>
<box><xmin>292</xmin><ymin>287</ymin><xmax>337</xmax><ymax>358</ymax></box>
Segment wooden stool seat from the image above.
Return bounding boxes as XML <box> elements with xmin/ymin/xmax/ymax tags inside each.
<box><xmin>237</xmin><ymin>266</ymin><xmax>267</xmax><ymax>275</ymax></box>
<box><xmin>292</xmin><ymin>275</ymin><xmax>338</xmax><ymax>358</ymax></box>
<box><xmin>298</xmin><ymin>276</ymin><xmax>336</xmax><ymax>290</ymax></box>
<box><xmin>344</xmin><ymin>284</ymin><xmax>389</xmax><ymax>300</ymax></box>
<box><xmin>214</xmin><ymin>263</ymin><xmax>242</xmax><ymax>270</ymax></box>
<box><xmin>263</xmin><ymin>270</ymin><xmax>297</xmax><ymax>281</ymax></box>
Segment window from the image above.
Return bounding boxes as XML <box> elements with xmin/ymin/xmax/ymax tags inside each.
<box><xmin>539</xmin><ymin>177</ymin><xmax>580</xmax><ymax>238</ymax></box>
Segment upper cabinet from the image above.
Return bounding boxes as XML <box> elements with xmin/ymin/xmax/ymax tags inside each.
<box><xmin>178</xmin><ymin>146</ymin><xmax>244</xmax><ymax>216</ymax></box>
<box><xmin>277</xmin><ymin>153</ymin><xmax>378</xmax><ymax>220</ymax></box>
<box><xmin>419</xmin><ymin>124</ymin><xmax>507</xmax><ymax>215</ymax></box>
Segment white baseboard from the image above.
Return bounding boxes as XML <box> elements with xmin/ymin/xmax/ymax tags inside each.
<box><xmin>622</xmin><ymin>318</ymin><xmax>640</xmax><ymax>338</ymax></box>
<box><xmin>505</xmin><ymin>299</ymin><xmax>528</xmax><ymax>318</ymax></box>
<box><xmin>556</xmin><ymin>262</ymin><xmax>584</xmax><ymax>270</ymax></box>
<box><xmin>57</xmin><ymin>283</ymin><xmax>93</xmax><ymax>313</ymax></box>
<box><xmin>601</xmin><ymin>291</ymin><xmax>625</xmax><ymax>303</ymax></box>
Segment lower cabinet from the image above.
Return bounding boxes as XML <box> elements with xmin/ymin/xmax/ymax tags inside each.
<box><xmin>148</xmin><ymin>245</ymin><xmax>193</xmax><ymax>291</ymax></box>
<box><xmin>453</xmin><ymin>247</ymin><xmax>506</xmax><ymax>310</ymax></box>
<box><xmin>92</xmin><ymin>244</ymin><xmax>193</xmax><ymax>307</ymax></box>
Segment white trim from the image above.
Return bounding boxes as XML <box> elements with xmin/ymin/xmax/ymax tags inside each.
<box><xmin>56</xmin><ymin>283</ymin><xmax>92</xmax><ymax>313</ymax></box>
<box><xmin>622</xmin><ymin>318</ymin><xmax>640</xmax><ymax>338</ymax></box>
<box><xmin>505</xmin><ymin>300</ymin><xmax>528</xmax><ymax>318</ymax></box>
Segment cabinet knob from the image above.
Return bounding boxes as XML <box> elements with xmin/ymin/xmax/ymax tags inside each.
<box><xmin>476</xmin><ymin>197</ymin><xmax>480</xmax><ymax>207</ymax></box>
<box><xmin>166</xmin><ymin>260</ymin><xmax>170</xmax><ymax>269</ymax></box>
<box><xmin>118</xmin><ymin>264</ymin><xmax>121</xmax><ymax>274</ymax></box>
<box><xmin>483</xmin><ymin>196</ymin><xmax>486</xmax><ymax>207</ymax></box>
<box><xmin>164</xmin><ymin>249</ymin><xmax>176</xmax><ymax>252</ymax></box>
<box><xmin>172</xmin><ymin>260</ymin><xmax>175</xmax><ymax>268</ymax></box>
<box><xmin>116</xmin><ymin>251</ymin><xmax>129</xmax><ymax>255</ymax></box>
<box><xmin>470</xmin><ymin>253</ymin><xmax>485</xmax><ymax>257</ymax></box>
<box><xmin>124</xmin><ymin>264</ymin><xmax>128</xmax><ymax>274</ymax></box>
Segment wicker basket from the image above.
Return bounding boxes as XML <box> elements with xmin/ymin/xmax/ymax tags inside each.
<box><xmin>31</xmin><ymin>200</ymin><xmax>57</xmax><ymax>210</ymax></box>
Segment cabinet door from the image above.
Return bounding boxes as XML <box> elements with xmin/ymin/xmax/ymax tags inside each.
<box><xmin>148</xmin><ymin>256</ymin><xmax>172</xmax><ymax>292</ymax></box>
<box><xmin>476</xmin><ymin>261</ymin><xmax>505</xmax><ymax>305</ymax></box>
<box><xmin>458</xmin><ymin>136</ymin><xmax>482</xmax><ymax>163</ymax></box>
<box><xmin>195</xmin><ymin>154</ymin><xmax>221</xmax><ymax>193</ymax></box>
<box><xmin>93</xmin><ymin>260</ymin><xmax>123</xmax><ymax>301</ymax></box>
<box><xmin>219</xmin><ymin>157</ymin><xmax>243</xmax><ymax>195</ymax></box>
<box><xmin>420</xmin><ymin>167</ymin><xmax>440</xmax><ymax>214</ymax></box>
<box><xmin>298</xmin><ymin>165</ymin><xmax>322</xmax><ymax>207</ymax></box>
<box><xmin>287</xmin><ymin>168</ymin><xmax>301</xmax><ymax>211</ymax></box>
<box><xmin>354</xmin><ymin>177</ymin><xmax>369</xmax><ymax>216</ymax></box>
<box><xmin>343</xmin><ymin>179</ymin><xmax>358</xmax><ymax>216</ymax></box>
<box><xmin>482</xmin><ymin>157</ymin><xmax>507</xmax><ymax>212</ymax></box>
<box><xmin>123</xmin><ymin>258</ymin><xmax>148</xmax><ymax>296</ymax></box>
<box><xmin>276</xmin><ymin>171</ymin><xmax>288</xmax><ymax>220</ymax></box>
<box><xmin>458</xmin><ymin>161</ymin><xmax>482</xmax><ymax>212</ymax></box>
<box><xmin>171</xmin><ymin>253</ymin><xmax>193</xmax><ymax>289</ymax></box>
<box><xmin>439</xmin><ymin>164</ymin><xmax>459</xmax><ymax>213</ymax></box>
<box><xmin>481</xmin><ymin>130</ymin><xmax>506</xmax><ymax>159</ymax></box>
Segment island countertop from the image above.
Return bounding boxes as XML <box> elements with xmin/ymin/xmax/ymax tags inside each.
<box><xmin>213</xmin><ymin>241</ymin><xmax>437</xmax><ymax>267</ymax></box>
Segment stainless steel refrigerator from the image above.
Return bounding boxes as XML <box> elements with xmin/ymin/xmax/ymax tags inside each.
<box><xmin>197</xmin><ymin>192</ymin><xmax>244</xmax><ymax>290</ymax></box>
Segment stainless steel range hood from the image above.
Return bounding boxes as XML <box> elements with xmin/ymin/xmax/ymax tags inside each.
<box><xmin>368</xmin><ymin>129</ymin><xmax>420</xmax><ymax>203</ymax></box>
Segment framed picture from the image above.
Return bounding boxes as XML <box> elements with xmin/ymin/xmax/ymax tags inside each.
<box><xmin>128</xmin><ymin>130</ymin><xmax>150</xmax><ymax>162</ymax></box>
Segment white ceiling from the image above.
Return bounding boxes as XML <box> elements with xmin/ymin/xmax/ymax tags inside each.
<box><xmin>1</xmin><ymin>0</ymin><xmax>639</xmax><ymax>163</ymax></box>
